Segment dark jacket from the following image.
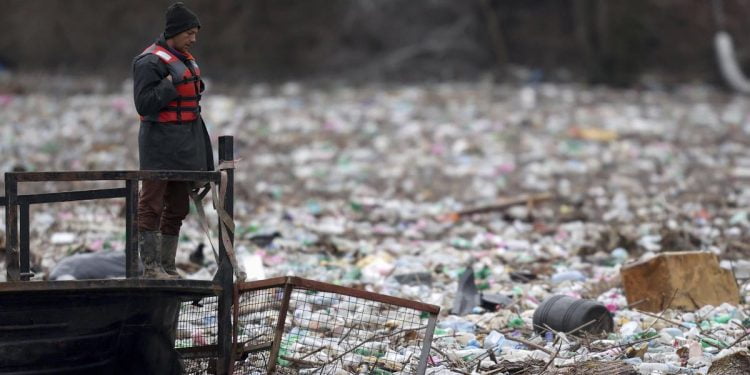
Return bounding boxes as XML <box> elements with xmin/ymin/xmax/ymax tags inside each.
<box><xmin>133</xmin><ymin>35</ymin><xmax>214</xmax><ymax>171</ymax></box>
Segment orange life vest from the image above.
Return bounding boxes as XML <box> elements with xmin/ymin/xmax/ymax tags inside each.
<box><xmin>139</xmin><ymin>44</ymin><xmax>201</xmax><ymax>123</ymax></box>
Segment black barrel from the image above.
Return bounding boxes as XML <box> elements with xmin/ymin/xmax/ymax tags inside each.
<box><xmin>532</xmin><ymin>295</ymin><xmax>613</xmax><ymax>334</ymax></box>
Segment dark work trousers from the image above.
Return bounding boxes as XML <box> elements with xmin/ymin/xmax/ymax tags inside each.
<box><xmin>138</xmin><ymin>180</ymin><xmax>190</xmax><ymax>236</ymax></box>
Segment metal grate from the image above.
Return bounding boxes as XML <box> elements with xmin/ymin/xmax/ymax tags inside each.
<box><xmin>177</xmin><ymin>295</ymin><xmax>220</xmax><ymax>374</ymax></box>
<box><xmin>232</xmin><ymin>277</ymin><xmax>439</xmax><ymax>375</ymax></box>
<box><xmin>233</xmin><ymin>286</ymin><xmax>285</xmax><ymax>374</ymax></box>
<box><xmin>183</xmin><ymin>357</ymin><xmax>215</xmax><ymax>375</ymax></box>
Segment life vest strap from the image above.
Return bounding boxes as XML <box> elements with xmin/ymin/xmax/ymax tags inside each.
<box><xmin>163</xmin><ymin>106</ymin><xmax>201</xmax><ymax>113</ymax></box>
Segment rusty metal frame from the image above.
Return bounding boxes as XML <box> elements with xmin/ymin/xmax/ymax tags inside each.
<box><xmin>417</xmin><ymin>313</ymin><xmax>438</xmax><ymax>374</ymax></box>
<box><xmin>237</xmin><ymin>277</ymin><xmax>441</xmax><ymax>314</ymax></box>
<box><xmin>234</xmin><ymin>276</ymin><xmax>441</xmax><ymax>374</ymax></box>
<box><xmin>266</xmin><ymin>282</ymin><xmax>293</xmax><ymax>374</ymax></box>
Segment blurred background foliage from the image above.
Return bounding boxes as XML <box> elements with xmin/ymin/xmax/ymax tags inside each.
<box><xmin>0</xmin><ymin>0</ymin><xmax>749</xmax><ymax>87</ymax></box>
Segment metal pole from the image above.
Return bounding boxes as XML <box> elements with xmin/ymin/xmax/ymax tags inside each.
<box><xmin>19</xmin><ymin>203</ymin><xmax>30</xmax><ymax>280</ymax></box>
<box><xmin>125</xmin><ymin>179</ymin><xmax>139</xmax><ymax>278</ymax></box>
<box><xmin>5</xmin><ymin>173</ymin><xmax>19</xmax><ymax>281</ymax></box>
<box><xmin>216</xmin><ymin>135</ymin><xmax>234</xmax><ymax>374</ymax></box>
<box><xmin>417</xmin><ymin>313</ymin><xmax>438</xmax><ymax>374</ymax></box>
<box><xmin>268</xmin><ymin>281</ymin><xmax>293</xmax><ymax>374</ymax></box>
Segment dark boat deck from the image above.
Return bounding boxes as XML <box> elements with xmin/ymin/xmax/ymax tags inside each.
<box><xmin>0</xmin><ymin>279</ymin><xmax>221</xmax><ymax>375</ymax></box>
<box><xmin>0</xmin><ymin>278</ymin><xmax>220</xmax><ymax>295</ymax></box>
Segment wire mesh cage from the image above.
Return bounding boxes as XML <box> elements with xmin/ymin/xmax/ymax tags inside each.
<box><xmin>176</xmin><ymin>295</ymin><xmax>220</xmax><ymax>374</ymax></box>
<box><xmin>232</xmin><ymin>277</ymin><xmax>440</xmax><ymax>375</ymax></box>
<box><xmin>233</xmin><ymin>285</ymin><xmax>285</xmax><ymax>374</ymax></box>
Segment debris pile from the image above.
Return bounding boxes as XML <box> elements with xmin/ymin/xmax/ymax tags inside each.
<box><xmin>3</xmin><ymin>79</ymin><xmax>750</xmax><ymax>373</ymax></box>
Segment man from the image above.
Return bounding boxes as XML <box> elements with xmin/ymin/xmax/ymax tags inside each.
<box><xmin>132</xmin><ymin>2</ymin><xmax>213</xmax><ymax>279</ymax></box>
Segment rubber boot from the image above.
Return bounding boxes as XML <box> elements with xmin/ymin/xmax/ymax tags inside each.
<box><xmin>160</xmin><ymin>234</ymin><xmax>182</xmax><ymax>279</ymax></box>
<box><xmin>139</xmin><ymin>231</ymin><xmax>170</xmax><ymax>279</ymax></box>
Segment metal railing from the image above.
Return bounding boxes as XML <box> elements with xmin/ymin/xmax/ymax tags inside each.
<box><xmin>1</xmin><ymin>135</ymin><xmax>237</xmax><ymax>374</ymax></box>
<box><xmin>1</xmin><ymin>169</ymin><xmax>220</xmax><ymax>280</ymax></box>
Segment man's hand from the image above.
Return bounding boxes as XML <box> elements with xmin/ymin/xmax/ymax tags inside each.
<box><xmin>166</xmin><ymin>75</ymin><xmax>172</xmax><ymax>82</ymax></box>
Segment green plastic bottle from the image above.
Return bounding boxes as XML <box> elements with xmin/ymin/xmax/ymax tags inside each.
<box><xmin>713</xmin><ymin>314</ymin><xmax>731</xmax><ymax>324</ymax></box>
<box><xmin>508</xmin><ymin>316</ymin><xmax>524</xmax><ymax>328</ymax></box>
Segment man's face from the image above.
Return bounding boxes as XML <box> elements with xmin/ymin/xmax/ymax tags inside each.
<box><xmin>171</xmin><ymin>27</ymin><xmax>198</xmax><ymax>53</ymax></box>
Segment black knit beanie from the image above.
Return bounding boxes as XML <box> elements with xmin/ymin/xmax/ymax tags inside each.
<box><xmin>164</xmin><ymin>2</ymin><xmax>201</xmax><ymax>39</ymax></box>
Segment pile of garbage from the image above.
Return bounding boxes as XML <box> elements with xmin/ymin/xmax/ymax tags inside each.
<box><xmin>4</xmin><ymin>77</ymin><xmax>750</xmax><ymax>373</ymax></box>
